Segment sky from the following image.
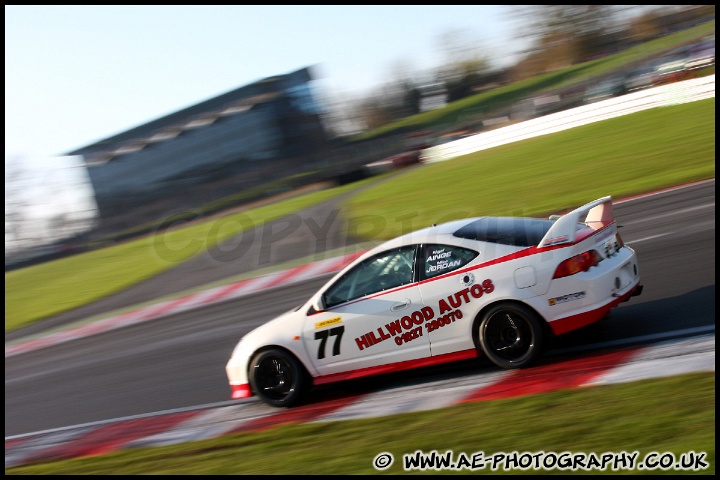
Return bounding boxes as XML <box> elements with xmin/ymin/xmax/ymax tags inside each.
<box><xmin>5</xmin><ymin>5</ymin><xmax>529</xmax><ymax>252</ymax></box>
<box><xmin>5</xmin><ymin>5</ymin><xmax>529</xmax><ymax>158</ymax></box>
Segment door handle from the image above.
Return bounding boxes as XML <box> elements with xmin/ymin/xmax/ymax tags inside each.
<box><xmin>391</xmin><ymin>299</ymin><xmax>411</xmax><ymax>311</ymax></box>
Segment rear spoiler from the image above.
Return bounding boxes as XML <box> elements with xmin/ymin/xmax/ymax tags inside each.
<box><xmin>539</xmin><ymin>196</ymin><xmax>614</xmax><ymax>247</ymax></box>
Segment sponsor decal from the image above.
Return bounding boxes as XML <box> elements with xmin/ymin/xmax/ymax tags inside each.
<box><xmin>355</xmin><ymin>307</ymin><xmax>433</xmax><ymax>350</ymax></box>
<box><xmin>425</xmin><ymin>309</ymin><xmax>462</xmax><ymax>333</ymax></box>
<box><xmin>548</xmin><ymin>291</ymin><xmax>586</xmax><ymax>306</ymax></box>
<box><xmin>315</xmin><ymin>316</ymin><xmax>342</xmax><ymax>329</ymax></box>
<box><xmin>594</xmin><ymin>224</ymin><xmax>617</xmax><ymax>243</ymax></box>
<box><xmin>544</xmin><ymin>235</ymin><xmax>570</xmax><ymax>246</ymax></box>
<box><xmin>353</xmin><ymin>279</ymin><xmax>495</xmax><ymax>350</ymax></box>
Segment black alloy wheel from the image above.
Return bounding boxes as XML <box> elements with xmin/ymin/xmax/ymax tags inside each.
<box><xmin>478</xmin><ymin>303</ymin><xmax>545</xmax><ymax>369</ymax></box>
<box><xmin>249</xmin><ymin>349</ymin><xmax>308</xmax><ymax>407</ymax></box>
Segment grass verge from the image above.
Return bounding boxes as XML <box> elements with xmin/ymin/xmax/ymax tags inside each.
<box><xmin>5</xmin><ymin>98</ymin><xmax>715</xmax><ymax>332</ymax></box>
<box><xmin>5</xmin><ymin>371</ymin><xmax>714</xmax><ymax>474</ymax></box>
<box><xmin>4</xmin><ymin>177</ymin><xmax>381</xmax><ymax>332</ymax></box>
<box><xmin>344</xmin><ymin>98</ymin><xmax>715</xmax><ymax>241</ymax></box>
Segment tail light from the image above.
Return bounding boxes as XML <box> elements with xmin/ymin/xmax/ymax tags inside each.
<box><xmin>553</xmin><ymin>250</ymin><xmax>603</xmax><ymax>279</ymax></box>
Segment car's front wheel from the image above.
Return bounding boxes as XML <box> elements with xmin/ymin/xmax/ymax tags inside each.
<box><xmin>477</xmin><ymin>303</ymin><xmax>545</xmax><ymax>369</ymax></box>
<box><xmin>249</xmin><ymin>349</ymin><xmax>308</xmax><ymax>407</ymax></box>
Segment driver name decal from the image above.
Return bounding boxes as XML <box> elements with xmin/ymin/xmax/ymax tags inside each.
<box><xmin>426</xmin><ymin>247</ymin><xmax>463</xmax><ymax>275</ymax></box>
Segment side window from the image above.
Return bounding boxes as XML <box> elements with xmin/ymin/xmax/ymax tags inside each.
<box><xmin>422</xmin><ymin>244</ymin><xmax>478</xmax><ymax>280</ymax></box>
<box><xmin>322</xmin><ymin>246</ymin><xmax>416</xmax><ymax>308</ymax></box>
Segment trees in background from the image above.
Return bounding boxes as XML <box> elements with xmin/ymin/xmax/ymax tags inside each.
<box><xmin>323</xmin><ymin>5</ymin><xmax>715</xmax><ymax>137</ymax></box>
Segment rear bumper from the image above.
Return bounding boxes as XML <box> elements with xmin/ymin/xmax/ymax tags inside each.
<box><xmin>548</xmin><ymin>281</ymin><xmax>642</xmax><ymax>336</ymax></box>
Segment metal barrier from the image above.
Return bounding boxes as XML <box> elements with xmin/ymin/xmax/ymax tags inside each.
<box><xmin>422</xmin><ymin>74</ymin><xmax>716</xmax><ymax>164</ymax></box>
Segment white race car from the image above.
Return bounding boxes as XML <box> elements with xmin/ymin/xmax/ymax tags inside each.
<box><xmin>226</xmin><ymin>196</ymin><xmax>643</xmax><ymax>407</ymax></box>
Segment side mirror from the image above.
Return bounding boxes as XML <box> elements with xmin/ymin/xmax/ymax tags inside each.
<box><xmin>311</xmin><ymin>295</ymin><xmax>325</xmax><ymax>313</ymax></box>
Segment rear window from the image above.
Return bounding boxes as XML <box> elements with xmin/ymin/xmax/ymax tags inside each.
<box><xmin>422</xmin><ymin>244</ymin><xmax>478</xmax><ymax>280</ymax></box>
<box><xmin>453</xmin><ymin>217</ymin><xmax>556</xmax><ymax>247</ymax></box>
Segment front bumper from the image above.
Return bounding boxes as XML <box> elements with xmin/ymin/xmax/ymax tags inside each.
<box><xmin>230</xmin><ymin>383</ymin><xmax>252</xmax><ymax>399</ymax></box>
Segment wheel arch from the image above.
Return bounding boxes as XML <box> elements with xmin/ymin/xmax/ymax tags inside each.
<box><xmin>246</xmin><ymin>344</ymin><xmax>313</xmax><ymax>395</ymax></box>
<box><xmin>470</xmin><ymin>299</ymin><xmax>555</xmax><ymax>351</ymax></box>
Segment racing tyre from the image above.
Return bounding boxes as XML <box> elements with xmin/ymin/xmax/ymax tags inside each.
<box><xmin>477</xmin><ymin>303</ymin><xmax>545</xmax><ymax>369</ymax></box>
<box><xmin>249</xmin><ymin>349</ymin><xmax>308</xmax><ymax>407</ymax></box>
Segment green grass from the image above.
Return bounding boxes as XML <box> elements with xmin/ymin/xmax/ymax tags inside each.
<box><xmin>4</xmin><ymin>177</ymin><xmax>380</xmax><ymax>332</ymax></box>
<box><xmin>4</xmin><ymin>22</ymin><xmax>715</xmax><ymax>475</ymax></box>
<box><xmin>5</xmin><ymin>372</ymin><xmax>714</xmax><ymax>474</ymax></box>
<box><xmin>352</xmin><ymin>20</ymin><xmax>715</xmax><ymax>141</ymax></box>
<box><xmin>344</xmin><ymin>98</ymin><xmax>716</xmax><ymax>241</ymax></box>
<box><xmin>4</xmin><ymin>98</ymin><xmax>715</xmax><ymax>333</ymax></box>
<box><xmin>5</xmin><ymin>22</ymin><xmax>715</xmax><ymax>334</ymax></box>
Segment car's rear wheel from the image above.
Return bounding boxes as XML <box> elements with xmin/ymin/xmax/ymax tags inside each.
<box><xmin>249</xmin><ymin>349</ymin><xmax>308</xmax><ymax>407</ymax></box>
<box><xmin>477</xmin><ymin>303</ymin><xmax>545</xmax><ymax>369</ymax></box>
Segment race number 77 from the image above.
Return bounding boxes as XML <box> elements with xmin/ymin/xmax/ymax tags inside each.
<box><xmin>314</xmin><ymin>326</ymin><xmax>345</xmax><ymax>359</ymax></box>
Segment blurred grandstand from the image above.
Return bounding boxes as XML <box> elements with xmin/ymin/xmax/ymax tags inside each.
<box><xmin>5</xmin><ymin>12</ymin><xmax>715</xmax><ymax>271</ymax></box>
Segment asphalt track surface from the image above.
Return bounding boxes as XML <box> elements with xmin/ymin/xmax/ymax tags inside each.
<box><xmin>5</xmin><ymin>178</ymin><xmax>715</xmax><ymax>468</ymax></box>
<box><xmin>4</xmin><ymin>180</ymin><xmax>375</xmax><ymax>344</ymax></box>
